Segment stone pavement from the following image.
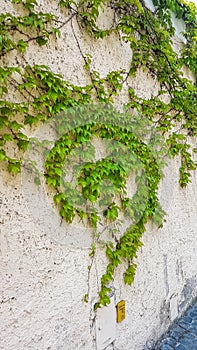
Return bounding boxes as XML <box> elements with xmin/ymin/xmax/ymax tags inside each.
<box><xmin>153</xmin><ymin>302</ymin><xmax>197</xmax><ymax>350</ymax></box>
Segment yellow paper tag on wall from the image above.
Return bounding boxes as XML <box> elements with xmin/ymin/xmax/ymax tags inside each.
<box><xmin>116</xmin><ymin>300</ymin><xmax>126</xmax><ymax>323</ymax></box>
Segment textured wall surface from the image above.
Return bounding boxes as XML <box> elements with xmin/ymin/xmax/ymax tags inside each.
<box><xmin>1</xmin><ymin>1</ymin><xmax>197</xmax><ymax>350</ymax></box>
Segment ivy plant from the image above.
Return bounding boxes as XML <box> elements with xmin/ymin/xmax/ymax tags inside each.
<box><xmin>0</xmin><ymin>0</ymin><xmax>196</xmax><ymax>309</ymax></box>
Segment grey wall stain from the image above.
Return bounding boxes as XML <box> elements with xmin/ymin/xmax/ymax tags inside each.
<box><xmin>159</xmin><ymin>299</ymin><xmax>170</xmax><ymax>327</ymax></box>
<box><xmin>179</xmin><ymin>276</ymin><xmax>197</xmax><ymax>313</ymax></box>
<box><xmin>163</xmin><ymin>255</ymin><xmax>169</xmax><ymax>297</ymax></box>
<box><xmin>176</xmin><ymin>258</ymin><xmax>184</xmax><ymax>283</ymax></box>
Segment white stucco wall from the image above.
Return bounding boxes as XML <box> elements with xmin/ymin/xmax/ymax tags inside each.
<box><xmin>1</xmin><ymin>1</ymin><xmax>197</xmax><ymax>350</ymax></box>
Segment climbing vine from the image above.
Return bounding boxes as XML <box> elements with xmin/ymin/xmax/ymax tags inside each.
<box><xmin>0</xmin><ymin>0</ymin><xmax>196</xmax><ymax>309</ymax></box>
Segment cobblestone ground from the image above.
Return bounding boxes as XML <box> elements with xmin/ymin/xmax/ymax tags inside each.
<box><xmin>153</xmin><ymin>302</ymin><xmax>197</xmax><ymax>350</ymax></box>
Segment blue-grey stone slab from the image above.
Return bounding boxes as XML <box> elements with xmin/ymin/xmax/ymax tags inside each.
<box><xmin>180</xmin><ymin>336</ymin><xmax>197</xmax><ymax>346</ymax></box>
<box><xmin>175</xmin><ymin>344</ymin><xmax>188</xmax><ymax>350</ymax></box>
<box><xmin>163</xmin><ymin>337</ymin><xmax>177</xmax><ymax>347</ymax></box>
<box><xmin>169</xmin><ymin>325</ymin><xmax>185</xmax><ymax>340</ymax></box>
<box><xmin>177</xmin><ymin>320</ymin><xmax>191</xmax><ymax>330</ymax></box>
<box><xmin>161</xmin><ymin>344</ymin><xmax>174</xmax><ymax>350</ymax></box>
<box><xmin>182</xmin><ymin>316</ymin><xmax>193</xmax><ymax>323</ymax></box>
<box><xmin>188</xmin><ymin>310</ymin><xmax>197</xmax><ymax>318</ymax></box>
